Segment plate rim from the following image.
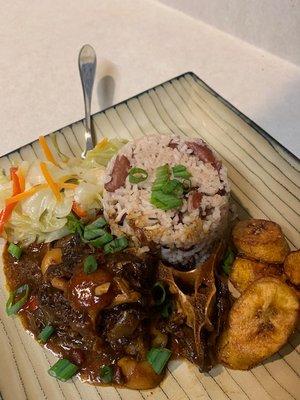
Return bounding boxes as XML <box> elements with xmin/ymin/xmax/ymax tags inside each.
<box><xmin>1</xmin><ymin>71</ymin><xmax>298</xmax><ymax>163</ymax></box>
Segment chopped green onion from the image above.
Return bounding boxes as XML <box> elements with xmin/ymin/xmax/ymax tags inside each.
<box><xmin>83</xmin><ymin>227</ymin><xmax>107</xmax><ymax>241</ymax></box>
<box><xmin>129</xmin><ymin>167</ymin><xmax>148</xmax><ymax>184</ymax></box>
<box><xmin>172</xmin><ymin>164</ymin><xmax>191</xmax><ymax>179</ymax></box>
<box><xmin>84</xmin><ymin>217</ymin><xmax>111</xmax><ymax>244</ymax></box>
<box><xmin>222</xmin><ymin>247</ymin><xmax>235</xmax><ymax>275</ymax></box>
<box><xmin>152</xmin><ymin>282</ymin><xmax>166</xmax><ymax>305</ymax></box>
<box><xmin>104</xmin><ymin>236</ymin><xmax>128</xmax><ymax>254</ymax></box>
<box><xmin>99</xmin><ymin>365</ymin><xmax>113</xmax><ymax>383</ymax></box>
<box><xmin>48</xmin><ymin>359</ymin><xmax>78</xmax><ymax>382</ymax></box>
<box><xmin>8</xmin><ymin>243</ymin><xmax>22</xmax><ymax>259</ymax></box>
<box><xmin>151</xmin><ymin>191</ymin><xmax>182</xmax><ymax>211</ymax></box>
<box><xmin>6</xmin><ymin>284</ymin><xmax>29</xmax><ymax>316</ymax></box>
<box><xmin>147</xmin><ymin>347</ymin><xmax>172</xmax><ymax>374</ymax></box>
<box><xmin>162</xmin><ymin>179</ymin><xmax>183</xmax><ymax>196</ymax></box>
<box><xmin>152</xmin><ymin>164</ymin><xmax>170</xmax><ymax>191</ymax></box>
<box><xmin>161</xmin><ymin>300</ymin><xmax>172</xmax><ymax>318</ymax></box>
<box><xmin>85</xmin><ymin>217</ymin><xmax>107</xmax><ymax>230</ymax></box>
<box><xmin>38</xmin><ymin>325</ymin><xmax>55</xmax><ymax>343</ymax></box>
<box><xmin>67</xmin><ymin>213</ymin><xmax>84</xmax><ymax>237</ymax></box>
<box><xmin>90</xmin><ymin>233</ymin><xmax>113</xmax><ymax>248</ymax></box>
<box><xmin>84</xmin><ymin>255</ymin><xmax>98</xmax><ymax>274</ymax></box>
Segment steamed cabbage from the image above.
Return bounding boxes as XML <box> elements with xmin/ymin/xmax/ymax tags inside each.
<box><xmin>2</xmin><ymin>138</ymin><xmax>126</xmax><ymax>246</ymax></box>
<box><xmin>83</xmin><ymin>138</ymin><xmax>127</xmax><ymax>167</ymax></box>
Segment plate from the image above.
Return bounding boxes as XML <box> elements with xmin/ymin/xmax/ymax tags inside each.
<box><xmin>0</xmin><ymin>72</ymin><xmax>299</xmax><ymax>400</ymax></box>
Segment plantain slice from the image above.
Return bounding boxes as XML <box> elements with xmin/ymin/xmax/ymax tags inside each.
<box><xmin>232</xmin><ymin>219</ymin><xmax>289</xmax><ymax>263</ymax></box>
<box><xmin>284</xmin><ymin>250</ymin><xmax>300</xmax><ymax>286</ymax></box>
<box><xmin>230</xmin><ymin>257</ymin><xmax>282</xmax><ymax>293</ymax></box>
<box><xmin>218</xmin><ymin>277</ymin><xmax>299</xmax><ymax>370</ymax></box>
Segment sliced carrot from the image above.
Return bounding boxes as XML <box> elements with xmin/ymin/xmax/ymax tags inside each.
<box><xmin>72</xmin><ymin>201</ymin><xmax>87</xmax><ymax>218</ymax></box>
<box><xmin>16</xmin><ymin>169</ymin><xmax>26</xmax><ymax>192</ymax></box>
<box><xmin>10</xmin><ymin>167</ymin><xmax>21</xmax><ymax>195</ymax></box>
<box><xmin>0</xmin><ymin>168</ymin><xmax>25</xmax><ymax>234</ymax></box>
<box><xmin>10</xmin><ymin>167</ymin><xmax>18</xmax><ymax>179</ymax></box>
<box><xmin>39</xmin><ymin>135</ymin><xmax>58</xmax><ymax>166</ymax></box>
<box><xmin>5</xmin><ymin>182</ymin><xmax>76</xmax><ymax>206</ymax></box>
<box><xmin>5</xmin><ymin>184</ymin><xmax>48</xmax><ymax>206</ymax></box>
<box><xmin>40</xmin><ymin>162</ymin><xmax>62</xmax><ymax>201</ymax></box>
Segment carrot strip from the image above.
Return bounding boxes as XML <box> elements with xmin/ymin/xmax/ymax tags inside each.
<box><xmin>10</xmin><ymin>167</ymin><xmax>18</xmax><ymax>179</ymax></box>
<box><xmin>16</xmin><ymin>169</ymin><xmax>26</xmax><ymax>192</ymax></box>
<box><xmin>5</xmin><ymin>182</ymin><xmax>76</xmax><ymax>206</ymax></box>
<box><xmin>10</xmin><ymin>167</ymin><xmax>21</xmax><ymax>194</ymax></box>
<box><xmin>40</xmin><ymin>162</ymin><xmax>62</xmax><ymax>201</ymax></box>
<box><xmin>72</xmin><ymin>201</ymin><xmax>87</xmax><ymax>218</ymax></box>
<box><xmin>5</xmin><ymin>184</ymin><xmax>48</xmax><ymax>206</ymax></box>
<box><xmin>0</xmin><ymin>168</ymin><xmax>24</xmax><ymax>234</ymax></box>
<box><xmin>39</xmin><ymin>135</ymin><xmax>58</xmax><ymax>166</ymax></box>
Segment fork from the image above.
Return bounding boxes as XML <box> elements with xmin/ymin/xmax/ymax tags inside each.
<box><xmin>78</xmin><ymin>44</ymin><xmax>97</xmax><ymax>158</ymax></box>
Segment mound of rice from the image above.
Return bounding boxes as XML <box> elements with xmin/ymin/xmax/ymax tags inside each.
<box><xmin>102</xmin><ymin>135</ymin><xmax>230</xmax><ymax>264</ymax></box>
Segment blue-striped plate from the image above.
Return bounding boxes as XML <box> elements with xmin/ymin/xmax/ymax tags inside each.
<box><xmin>0</xmin><ymin>72</ymin><xmax>299</xmax><ymax>400</ymax></box>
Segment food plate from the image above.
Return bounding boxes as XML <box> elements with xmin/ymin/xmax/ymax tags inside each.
<box><xmin>0</xmin><ymin>72</ymin><xmax>299</xmax><ymax>400</ymax></box>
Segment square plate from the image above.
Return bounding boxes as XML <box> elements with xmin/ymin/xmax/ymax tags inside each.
<box><xmin>0</xmin><ymin>72</ymin><xmax>299</xmax><ymax>400</ymax></box>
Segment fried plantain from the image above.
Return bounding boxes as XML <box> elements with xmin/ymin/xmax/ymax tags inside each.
<box><xmin>232</xmin><ymin>219</ymin><xmax>289</xmax><ymax>263</ymax></box>
<box><xmin>284</xmin><ymin>250</ymin><xmax>300</xmax><ymax>286</ymax></box>
<box><xmin>230</xmin><ymin>257</ymin><xmax>282</xmax><ymax>293</ymax></box>
<box><xmin>218</xmin><ymin>277</ymin><xmax>299</xmax><ymax>370</ymax></box>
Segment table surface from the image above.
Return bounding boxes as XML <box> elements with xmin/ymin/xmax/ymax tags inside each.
<box><xmin>1</xmin><ymin>0</ymin><xmax>300</xmax><ymax>158</ymax></box>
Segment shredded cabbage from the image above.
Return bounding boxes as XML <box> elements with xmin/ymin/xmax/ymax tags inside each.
<box><xmin>83</xmin><ymin>138</ymin><xmax>127</xmax><ymax>167</ymax></box>
<box><xmin>2</xmin><ymin>137</ymin><xmax>126</xmax><ymax>246</ymax></box>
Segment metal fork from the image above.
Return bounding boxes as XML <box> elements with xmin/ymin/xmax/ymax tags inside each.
<box><xmin>78</xmin><ymin>44</ymin><xmax>97</xmax><ymax>158</ymax></box>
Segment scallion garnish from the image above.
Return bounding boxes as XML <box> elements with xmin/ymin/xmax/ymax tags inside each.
<box><xmin>129</xmin><ymin>167</ymin><xmax>148</xmax><ymax>184</ymax></box>
<box><xmin>38</xmin><ymin>325</ymin><xmax>55</xmax><ymax>343</ymax></box>
<box><xmin>83</xmin><ymin>255</ymin><xmax>98</xmax><ymax>274</ymax></box>
<box><xmin>85</xmin><ymin>216</ymin><xmax>107</xmax><ymax>230</ymax></box>
<box><xmin>104</xmin><ymin>236</ymin><xmax>128</xmax><ymax>254</ymax></box>
<box><xmin>67</xmin><ymin>213</ymin><xmax>84</xmax><ymax>237</ymax></box>
<box><xmin>172</xmin><ymin>164</ymin><xmax>191</xmax><ymax>179</ymax></box>
<box><xmin>151</xmin><ymin>164</ymin><xmax>190</xmax><ymax>211</ymax></box>
<box><xmin>162</xmin><ymin>179</ymin><xmax>183</xmax><ymax>196</ymax></box>
<box><xmin>8</xmin><ymin>243</ymin><xmax>22</xmax><ymax>259</ymax></box>
<box><xmin>152</xmin><ymin>282</ymin><xmax>166</xmax><ymax>306</ymax></box>
<box><xmin>6</xmin><ymin>284</ymin><xmax>29</xmax><ymax>316</ymax></box>
<box><xmin>222</xmin><ymin>247</ymin><xmax>235</xmax><ymax>275</ymax></box>
<box><xmin>48</xmin><ymin>359</ymin><xmax>78</xmax><ymax>382</ymax></box>
<box><xmin>83</xmin><ymin>227</ymin><xmax>107</xmax><ymax>241</ymax></box>
<box><xmin>99</xmin><ymin>365</ymin><xmax>113</xmax><ymax>383</ymax></box>
<box><xmin>147</xmin><ymin>347</ymin><xmax>172</xmax><ymax>374</ymax></box>
<box><xmin>150</xmin><ymin>191</ymin><xmax>182</xmax><ymax>211</ymax></box>
<box><xmin>152</xmin><ymin>164</ymin><xmax>170</xmax><ymax>191</ymax></box>
<box><xmin>90</xmin><ymin>233</ymin><xmax>113</xmax><ymax>248</ymax></box>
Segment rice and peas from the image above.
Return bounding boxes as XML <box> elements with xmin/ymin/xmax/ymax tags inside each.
<box><xmin>103</xmin><ymin>135</ymin><xmax>230</xmax><ymax>264</ymax></box>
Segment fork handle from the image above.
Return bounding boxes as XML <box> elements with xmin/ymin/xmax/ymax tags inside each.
<box><xmin>78</xmin><ymin>44</ymin><xmax>97</xmax><ymax>158</ymax></box>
